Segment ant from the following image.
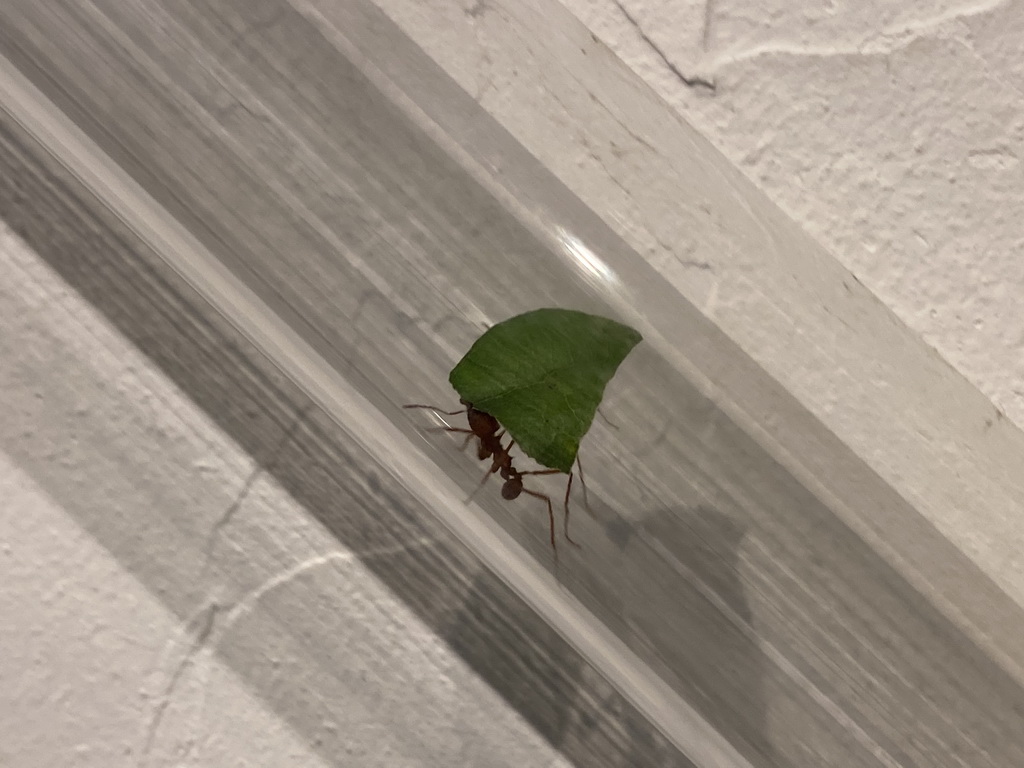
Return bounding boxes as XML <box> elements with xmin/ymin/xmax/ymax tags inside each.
<box><xmin>404</xmin><ymin>399</ymin><xmax>588</xmax><ymax>557</ymax></box>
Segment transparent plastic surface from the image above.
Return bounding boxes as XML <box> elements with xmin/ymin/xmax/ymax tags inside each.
<box><xmin>5</xmin><ymin>2</ymin><xmax>1024</xmax><ymax>766</ymax></box>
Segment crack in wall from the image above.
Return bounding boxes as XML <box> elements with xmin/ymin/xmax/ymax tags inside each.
<box><xmin>582</xmin><ymin>90</ymin><xmax>658</xmax><ymax>153</ymax></box>
<box><xmin>709</xmin><ymin>0</ymin><xmax>1010</xmax><ymax>68</ymax></box>
<box><xmin>957</xmin><ymin>30</ymin><xmax>1024</xmax><ymax>102</ymax></box>
<box><xmin>212</xmin><ymin>538</ymin><xmax>438</xmax><ymax>652</ymax></box>
<box><xmin>606</xmin><ymin>0</ymin><xmax>1009</xmax><ymax>89</ymax></box>
<box><xmin>676</xmin><ymin>259</ymin><xmax>714</xmax><ymax>271</ymax></box>
<box><xmin>610</xmin><ymin>0</ymin><xmax>717</xmax><ymax>91</ymax></box>
<box><xmin>202</xmin><ymin>405</ymin><xmax>314</xmax><ymax>569</ymax></box>
<box><xmin>204</xmin><ymin>466</ymin><xmax>261</xmax><ymax>563</ymax></box>
<box><xmin>701</xmin><ymin>0</ymin><xmax>716</xmax><ymax>53</ymax></box>
<box><xmin>140</xmin><ymin>604</ymin><xmax>219</xmax><ymax>766</ymax></box>
<box><xmin>139</xmin><ymin>538</ymin><xmax>438</xmax><ymax>764</ymax></box>
<box><xmin>465</xmin><ymin>0</ymin><xmax>488</xmax><ymax>19</ymax></box>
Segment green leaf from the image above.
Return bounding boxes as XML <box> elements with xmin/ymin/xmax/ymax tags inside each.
<box><xmin>449</xmin><ymin>308</ymin><xmax>642</xmax><ymax>473</ymax></box>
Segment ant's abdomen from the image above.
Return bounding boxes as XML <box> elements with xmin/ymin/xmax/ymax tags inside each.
<box><xmin>501</xmin><ymin>480</ymin><xmax>522</xmax><ymax>500</ymax></box>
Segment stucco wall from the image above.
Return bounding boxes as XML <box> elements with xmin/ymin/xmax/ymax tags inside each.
<box><xmin>0</xmin><ymin>222</ymin><xmax>571</xmax><ymax>768</ymax></box>
<box><xmin>3</xmin><ymin>1</ymin><xmax>1022</xmax><ymax>766</ymax></box>
<box><xmin>566</xmin><ymin>0</ymin><xmax>1024</xmax><ymax>428</ymax></box>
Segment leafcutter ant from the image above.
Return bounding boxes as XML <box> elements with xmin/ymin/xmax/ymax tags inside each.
<box><xmin>404</xmin><ymin>399</ymin><xmax>589</xmax><ymax>557</ymax></box>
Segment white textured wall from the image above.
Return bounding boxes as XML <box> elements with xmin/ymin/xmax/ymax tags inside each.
<box><xmin>0</xmin><ymin>223</ymin><xmax>569</xmax><ymax>768</ymax></box>
<box><xmin>565</xmin><ymin>0</ymin><xmax>1024</xmax><ymax>428</ymax></box>
<box><xmin>4</xmin><ymin>2</ymin><xmax>1022</xmax><ymax>765</ymax></box>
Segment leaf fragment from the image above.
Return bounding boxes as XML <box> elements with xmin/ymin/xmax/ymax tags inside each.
<box><xmin>449</xmin><ymin>308</ymin><xmax>642</xmax><ymax>472</ymax></box>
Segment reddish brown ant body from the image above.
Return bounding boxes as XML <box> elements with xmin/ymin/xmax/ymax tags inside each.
<box><xmin>404</xmin><ymin>399</ymin><xmax>587</xmax><ymax>556</ymax></box>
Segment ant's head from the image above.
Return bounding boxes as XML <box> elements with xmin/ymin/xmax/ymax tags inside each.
<box><xmin>465</xmin><ymin>404</ymin><xmax>500</xmax><ymax>437</ymax></box>
<box><xmin>501</xmin><ymin>476</ymin><xmax>523</xmax><ymax>500</ymax></box>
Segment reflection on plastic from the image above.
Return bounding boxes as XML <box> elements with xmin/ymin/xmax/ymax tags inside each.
<box><xmin>556</xmin><ymin>226</ymin><xmax>618</xmax><ymax>288</ymax></box>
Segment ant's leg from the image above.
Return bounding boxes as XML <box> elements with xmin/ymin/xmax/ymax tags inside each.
<box><xmin>561</xmin><ymin>473</ymin><xmax>581</xmax><ymax>548</ymax></box>
<box><xmin>420</xmin><ymin>426</ymin><xmax>478</xmax><ymax>455</ymax></box>
<box><xmin>522</xmin><ymin>488</ymin><xmax>557</xmax><ymax>557</ymax></box>
<box><xmin>465</xmin><ymin>461</ymin><xmax>500</xmax><ymax>503</ymax></box>
<box><xmin>575</xmin><ymin>455</ymin><xmax>593</xmax><ymax>514</ymax></box>
<box><xmin>424</xmin><ymin>426</ymin><xmax>476</xmax><ymax>450</ymax></box>
<box><xmin>424</xmin><ymin>426</ymin><xmax>473</xmax><ymax>434</ymax></box>
<box><xmin>595</xmin><ymin>406</ymin><xmax>619</xmax><ymax>429</ymax></box>
<box><xmin>410</xmin><ymin>402</ymin><xmax>473</xmax><ymax>447</ymax></box>
<box><xmin>518</xmin><ymin>469</ymin><xmax>581</xmax><ymax>549</ymax></box>
<box><xmin>403</xmin><ymin>404</ymin><xmax>465</xmax><ymax>416</ymax></box>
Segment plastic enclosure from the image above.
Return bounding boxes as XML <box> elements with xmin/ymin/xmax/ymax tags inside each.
<box><xmin>5</xmin><ymin>2</ymin><xmax>1024</xmax><ymax>767</ymax></box>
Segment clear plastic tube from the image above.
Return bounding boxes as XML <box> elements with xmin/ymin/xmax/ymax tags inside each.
<box><xmin>5</xmin><ymin>2</ymin><xmax>1022</xmax><ymax>765</ymax></box>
